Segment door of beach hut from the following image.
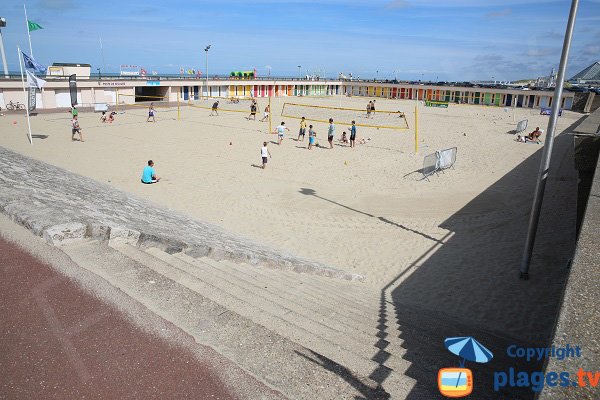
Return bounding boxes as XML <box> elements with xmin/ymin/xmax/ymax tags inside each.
<box><xmin>564</xmin><ymin>97</ymin><xmax>573</xmax><ymax>110</ymax></box>
<box><xmin>474</xmin><ymin>92</ymin><xmax>481</xmax><ymax>105</ymax></box>
<box><xmin>516</xmin><ymin>94</ymin><xmax>524</xmax><ymax>107</ymax></box>
<box><xmin>505</xmin><ymin>94</ymin><xmax>512</xmax><ymax>106</ymax></box>
<box><xmin>483</xmin><ymin>92</ymin><xmax>492</xmax><ymax>105</ymax></box>
<box><xmin>528</xmin><ymin>96</ymin><xmax>535</xmax><ymax>108</ymax></box>
<box><xmin>495</xmin><ymin>93</ymin><xmax>502</xmax><ymax>106</ymax></box>
<box><xmin>183</xmin><ymin>86</ymin><xmax>189</xmax><ymax>101</ymax></box>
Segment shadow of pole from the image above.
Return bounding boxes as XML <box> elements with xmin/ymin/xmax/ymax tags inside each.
<box><xmin>298</xmin><ymin>188</ymin><xmax>443</xmax><ymax>243</ymax></box>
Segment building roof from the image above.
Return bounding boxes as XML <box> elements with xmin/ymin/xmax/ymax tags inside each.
<box><xmin>570</xmin><ymin>61</ymin><xmax>600</xmax><ymax>82</ymax></box>
<box><xmin>51</xmin><ymin>63</ymin><xmax>92</xmax><ymax>67</ymax></box>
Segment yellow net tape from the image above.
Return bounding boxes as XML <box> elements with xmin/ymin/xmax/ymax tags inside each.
<box><xmin>281</xmin><ymin>102</ymin><xmax>410</xmax><ymax>130</ymax></box>
<box><xmin>188</xmin><ymin>97</ymin><xmax>267</xmax><ymax>114</ymax></box>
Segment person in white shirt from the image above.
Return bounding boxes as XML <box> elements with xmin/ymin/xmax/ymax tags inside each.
<box><xmin>261</xmin><ymin>142</ymin><xmax>272</xmax><ymax>169</ymax></box>
<box><xmin>71</xmin><ymin>115</ymin><xmax>84</xmax><ymax>142</ymax></box>
<box><xmin>274</xmin><ymin>121</ymin><xmax>290</xmax><ymax>145</ymax></box>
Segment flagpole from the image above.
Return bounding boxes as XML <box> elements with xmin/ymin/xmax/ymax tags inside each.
<box><xmin>24</xmin><ymin>3</ymin><xmax>33</xmax><ymax>57</ymax></box>
<box><xmin>17</xmin><ymin>46</ymin><xmax>33</xmax><ymax>145</ymax></box>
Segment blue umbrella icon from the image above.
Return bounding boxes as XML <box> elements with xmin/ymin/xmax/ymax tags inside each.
<box><xmin>444</xmin><ymin>337</ymin><xmax>493</xmax><ymax>388</ymax></box>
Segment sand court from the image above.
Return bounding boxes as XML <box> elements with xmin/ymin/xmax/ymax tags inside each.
<box><xmin>0</xmin><ymin>97</ymin><xmax>579</xmax><ymax>285</ymax></box>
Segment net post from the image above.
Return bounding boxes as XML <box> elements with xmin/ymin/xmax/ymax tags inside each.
<box><xmin>268</xmin><ymin>92</ymin><xmax>272</xmax><ymax>134</ymax></box>
<box><xmin>415</xmin><ymin>105</ymin><xmax>419</xmax><ymax>153</ymax></box>
<box><xmin>116</xmin><ymin>89</ymin><xmax>119</xmax><ymax>113</ymax></box>
<box><xmin>177</xmin><ymin>90</ymin><xmax>180</xmax><ymax>120</ymax></box>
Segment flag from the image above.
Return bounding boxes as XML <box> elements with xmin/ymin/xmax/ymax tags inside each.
<box><xmin>22</xmin><ymin>52</ymin><xmax>46</xmax><ymax>73</ymax></box>
<box><xmin>26</xmin><ymin>69</ymin><xmax>46</xmax><ymax>89</ymax></box>
<box><xmin>140</xmin><ymin>68</ymin><xmax>147</xmax><ymax>76</ymax></box>
<box><xmin>28</xmin><ymin>20</ymin><xmax>43</xmax><ymax>32</ymax></box>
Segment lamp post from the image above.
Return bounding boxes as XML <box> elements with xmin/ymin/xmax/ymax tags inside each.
<box><xmin>376</xmin><ymin>70</ymin><xmax>379</xmax><ymax>81</ymax></box>
<box><xmin>204</xmin><ymin>44</ymin><xmax>211</xmax><ymax>99</ymax></box>
<box><xmin>97</xmin><ymin>68</ymin><xmax>101</xmax><ymax>80</ymax></box>
<box><xmin>0</xmin><ymin>18</ymin><xmax>8</xmax><ymax>78</ymax></box>
<box><xmin>297</xmin><ymin>65</ymin><xmax>301</xmax><ymax>80</ymax></box>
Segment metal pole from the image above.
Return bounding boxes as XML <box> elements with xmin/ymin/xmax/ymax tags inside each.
<box><xmin>205</xmin><ymin>50</ymin><xmax>208</xmax><ymax>99</ymax></box>
<box><xmin>0</xmin><ymin>28</ymin><xmax>9</xmax><ymax>78</ymax></box>
<box><xmin>519</xmin><ymin>0</ymin><xmax>579</xmax><ymax>280</ymax></box>
<box><xmin>177</xmin><ymin>90</ymin><xmax>180</xmax><ymax>120</ymax></box>
<box><xmin>23</xmin><ymin>4</ymin><xmax>33</xmax><ymax>58</ymax></box>
<box><xmin>268</xmin><ymin>91</ymin><xmax>272</xmax><ymax>134</ymax></box>
<box><xmin>415</xmin><ymin>105</ymin><xmax>418</xmax><ymax>154</ymax></box>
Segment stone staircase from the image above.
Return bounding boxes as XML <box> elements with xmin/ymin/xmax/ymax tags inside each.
<box><xmin>61</xmin><ymin>240</ymin><xmax>535</xmax><ymax>400</ymax></box>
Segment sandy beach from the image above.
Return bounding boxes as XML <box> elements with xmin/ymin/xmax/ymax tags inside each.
<box><xmin>0</xmin><ymin>97</ymin><xmax>580</xmax><ymax>340</ymax></box>
<box><xmin>0</xmin><ymin>97</ymin><xmax>578</xmax><ymax>283</ymax></box>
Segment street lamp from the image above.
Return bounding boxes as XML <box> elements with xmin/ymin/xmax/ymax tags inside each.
<box><xmin>204</xmin><ymin>44</ymin><xmax>211</xmax><ymax>98</ymax></box>
<box><xmin>97</xmin><ymin>67</ymin><xmax>101</xmax><ymax>80</ymax></box>
<box><xmin>0</xmin><ymin>18</ymin><xmax>9</xmax><ymax>78</ymax></box>
<box><xmin>297</xmin><ymin>65</ymin><xmax>301</xmax><ymax>80</ymax></box>
<box><xmin>376</xmin><ymin>70</ymin><xmax>379</xmax><ymax>81</ymax></box>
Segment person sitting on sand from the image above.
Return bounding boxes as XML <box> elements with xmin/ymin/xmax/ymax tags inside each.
<box><xmin>340</xmin><ymin>131</ymin><xmax>349</xmax><ymax>144</ymax></box>
<box><xmin>528</xmin><ymin>127</ymin><xmax>543</xmax><ymax>143</ymax></box>
<box><xmin>108</xmin><ymin>111</ymin><xmax>116</xmax><ymax>123</ymax></box>
<box><xmin>141</xmin><ymin>160</ymin><xmax>160</xmax><ymax>184</ymax></box>
<box><xmin>100</xmin><ymin>111</ymin><xmax>107</xmax><ymax>123</ymax></box>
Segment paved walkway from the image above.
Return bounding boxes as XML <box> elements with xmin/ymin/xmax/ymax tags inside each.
<box><xmin>0</xmin><ymin>236</ymin><xmax>279</xmax><ymax>399</ymax></box>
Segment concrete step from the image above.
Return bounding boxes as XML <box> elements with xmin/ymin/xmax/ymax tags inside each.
<box><xmin>61</xmin><ymin>240</ymin><xmax>427</xmax><ymax>399</ymax></box>
<box><xmin>134</xmin><ymin>247</ymin><xmax>415</xmax><ymax>375</ymax></box>
<box><xmin>114</xmin><ymin>245</ymin><xmax>421</xmax><ymax>392</ymax></box>
<box><xmin>177</xmin><ymin>252</ymin><xmax>386</xmax><ymax>337</ymax></box>
<box><xmin>203</xmin><ymin>255</ymin><xmax>380</xmax><ymax>314</ymax></box>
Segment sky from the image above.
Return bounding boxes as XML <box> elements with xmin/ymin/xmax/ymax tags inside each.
<box><xmin>1</xmin><ymin>0</ymin><xmax>599</xmax><ymax>81</ymax></box>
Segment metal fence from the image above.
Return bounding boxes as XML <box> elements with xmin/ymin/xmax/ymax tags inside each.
<box><xmin>421</xmin><ymin>147</ymin><xmax>457</xmax><ymax>180</ymax></box>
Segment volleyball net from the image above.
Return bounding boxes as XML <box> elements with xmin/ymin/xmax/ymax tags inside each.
<box><xmin>187</xmin><ymin>96</ymin><xmax>260</xmax><ymax>114</ymax></box>
<box><xmin>280</xmin><ymin>102</ymin><xmax>410</xmax><ymax>130</ymax></box>
<box><xmin>117</xmin><ymin>93</ymin><xmax>173</xmax><ymax>111</ymax></box>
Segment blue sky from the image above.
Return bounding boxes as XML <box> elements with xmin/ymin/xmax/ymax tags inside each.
<box><xmin>1</xmin><ymin>0</ymin><xmax>599</xmax><ymax>80</ymax></box>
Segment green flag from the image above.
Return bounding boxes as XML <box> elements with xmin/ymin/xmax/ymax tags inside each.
<box><xmin>27</xmin><ymin>20</ymin><xmax>43</xmax><ymax>32</ymax></box>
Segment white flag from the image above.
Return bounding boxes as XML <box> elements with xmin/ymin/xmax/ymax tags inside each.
<box><xmin>26</xmin><ymin>69</ymin><xmax>46</xmax><ymax>89</ymax></box>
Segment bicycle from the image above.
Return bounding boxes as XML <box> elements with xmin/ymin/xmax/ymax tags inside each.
<box><xmin>5</xmin><ymin>101</ymin><xmax>26</xmax><ymax>110</ymax></box>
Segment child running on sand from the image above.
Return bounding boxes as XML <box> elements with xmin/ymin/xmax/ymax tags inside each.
<box><xmin>71</xmin><ymin>115</ymin><xmax>84</xmax><ymax>142</ymax></box>
<box><xmin>298</xmin><ymin>117</ymin><xmax>307</xmax><ymax>141</ymax></box>
<box><xmin>327</xmin><ymin>118</ymin><xmax>335</xmax><ymax>149</ymax></box>
<box><xmin>348</xmin><ymin>120</ymin><xmax>357</xmax><ymax>148</ymax></box>
<box><xmin>100</xmin><ymin>111</ymin><xmax>107</xmax><ymax>123</ymax></box>
<box><xmin>261</xmin><ymin>142</ymin><xmax>272</xmax><ymax>169</ymax></box>
<box><xmin>210</xmin><ymin>101</ymin><xmax>219</xmax><ymax>116</ymax></box>
<box><xmin>247</xmin><ymin>100</ymin><xmax>257</xmax><ymax>120</ymax></box>
<box><xmin>147</xmin><ymin>103</ymin><xmax>156</xmax><ymax>122</ymax></box>
<box><xmin>259</xmin><ymin>104</ymin><xmax>270</xmax><ymax>122</ymax></box>
<box><xmin>274</xmin><ymin>122</ymin><xmax>290</xmax><ymax>145</ymax></box>
<box><xmin>308</xmin><ymin>125</ymin><xmax>316</xmax><ymax>150</ymax></box>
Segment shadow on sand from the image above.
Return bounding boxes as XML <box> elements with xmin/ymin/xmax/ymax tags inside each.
<box><xmin>299</xmin><ymin>115</ymin><xmax>585</xmax><ymax>399</ymax></box>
